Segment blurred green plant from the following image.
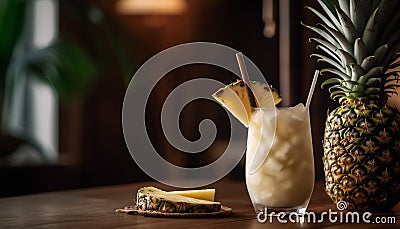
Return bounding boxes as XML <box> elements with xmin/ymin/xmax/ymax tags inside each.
<box><xmin>0</xmin><ymin>0</ymin><xmax>134</xmax><ymax>159</ymax></box>
<box><xmin>0</xmin><ymin>0</ymin><xmax>134</xmax><ymax>101</ymax></box>
<box><xmin>0</xmin><ymin>0</ymin><xmax>26</xmax><ymax>105</ymax></box>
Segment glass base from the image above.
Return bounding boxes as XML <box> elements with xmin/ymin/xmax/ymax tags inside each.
<box><xmin>254</xmin><ymin>204</ymin><xmax>307</xmax><ymax>216</ymax></box>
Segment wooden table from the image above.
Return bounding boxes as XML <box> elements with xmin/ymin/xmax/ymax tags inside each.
<box><xmin>0</xmin><ymin>179</ymin><xmax>399</xmax><ymax>228</ymax></box>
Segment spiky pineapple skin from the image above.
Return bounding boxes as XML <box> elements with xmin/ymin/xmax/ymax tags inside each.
<box><xmin>323</xmin><ymin>100</ymin><xmax>400</xmax><ymax>210</ymax></box>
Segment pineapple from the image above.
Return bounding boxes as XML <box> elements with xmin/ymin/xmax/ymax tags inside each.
<box><xmin>168</xmin><ymin>188</ymin><xmax>216</xmax><ymax>201</ymax></box>
<box><xmin>212</xmin><ymin>80</ymin><xmax>282</xmax><ymax>127</ymax></box>
<box><xmin>304</xmin><ymin>0</ymin><xmax>400</xmax><ymax>210</ymax></box>
<box><xmin>136</xmin><ymin>187</ymin><xmax>221</xmax><ymax>213</ymax></box>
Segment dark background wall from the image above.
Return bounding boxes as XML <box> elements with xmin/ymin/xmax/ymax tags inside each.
<box><xmin>0</xmin><ymin>0</ymin><xmax>336</xmax><ymax>197</ymax></box>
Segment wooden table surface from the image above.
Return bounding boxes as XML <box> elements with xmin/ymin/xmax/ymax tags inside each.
<box><xmin>0</xmin><ymin>179</ymin><xmax>399</xmax><ymax>228</ymax></box>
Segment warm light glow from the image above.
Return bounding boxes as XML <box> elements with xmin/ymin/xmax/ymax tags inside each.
<box><xmin>115</xmin><ymin>0</ymin><xmax>187</xmax><ymax>15</ymax></box>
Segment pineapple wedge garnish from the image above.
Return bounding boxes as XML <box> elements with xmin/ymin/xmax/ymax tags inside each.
<box><xmin>212</xmin><ymin>80</ymin><xmax>281</xmax><ymax>127</ymax></box>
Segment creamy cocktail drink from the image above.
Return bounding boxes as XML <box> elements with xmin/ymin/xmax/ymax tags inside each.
<box><xmin>246</xmin><ymin>104</ymin><xmax>314</xmax><ymax>214</ymax></box>
<box><xmin>212</xmin><ymin>72</ymin><xmax>315</xmax><ymax>215</ymax></box>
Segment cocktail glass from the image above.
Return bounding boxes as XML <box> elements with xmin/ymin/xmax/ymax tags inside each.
<box><xmin>245</xmin><ymin>103</ymin><xmax>314</xmax><ymax>215</ymax></box>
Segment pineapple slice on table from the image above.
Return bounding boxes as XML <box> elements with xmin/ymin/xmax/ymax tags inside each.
<box><xmin>136</xmin><ymin>187</ymin><xmax>221</xmax><ymax>213</ymax></box>
<box><xmin>212</xmin><ymin>80</ymin><xmax>282</xmax><ymax>127</ymax></box>
<box><xmin>304</xmin><ymin>0</ymin><xmax>400</xmax><ymax>210</ymax></box>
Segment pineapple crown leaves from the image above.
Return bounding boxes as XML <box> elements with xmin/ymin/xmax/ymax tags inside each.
<box><xmin>303</xmin><ymin>0</ymin><xmax>400</xmax><ymax>102</ymax></box>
